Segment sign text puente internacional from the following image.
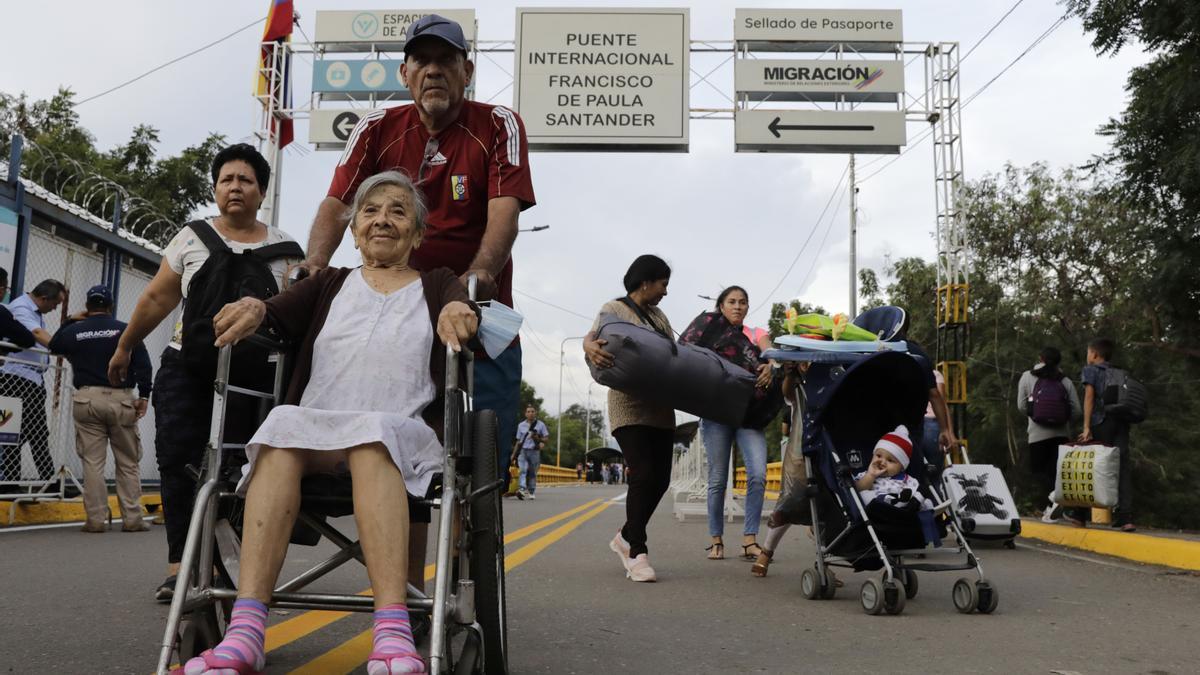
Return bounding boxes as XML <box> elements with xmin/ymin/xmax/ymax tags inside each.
<box><xmin>515</xmin><ymin>8</ymin><xmax>690</xmax><ymax>151</ymax></box>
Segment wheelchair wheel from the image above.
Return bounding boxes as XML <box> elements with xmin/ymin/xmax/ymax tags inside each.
<box><xmin>177</xmin><ymin>606</ymin><xmax>223</xmax><ymax>662</ymax></box>
<box><xmin>468</xmin><ymin>409</ymin><xmax>509</xmax><ymax>675</ymax></box>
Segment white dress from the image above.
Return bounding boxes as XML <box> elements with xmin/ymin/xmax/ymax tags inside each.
<box><xmin>237</xmin><ymin>269</ymin><xmax>444</xmax><ymax>497</ymax></box>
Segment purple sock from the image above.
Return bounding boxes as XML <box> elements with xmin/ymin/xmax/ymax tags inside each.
<box><xmin>183</xmin><ymin>598</ymin><xmax>267</xmax><ymax>674</ymax></box>
<box><xmin>367</xmin><ymin>603</ymin><xmax>424</xmax><ymax>674</ymax></box>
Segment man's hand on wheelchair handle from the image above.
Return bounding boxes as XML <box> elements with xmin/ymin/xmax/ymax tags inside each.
<box><xmin>213</xmin><ymin>297</ymin><xmax>267</xmax><ymax>348</ymax></box>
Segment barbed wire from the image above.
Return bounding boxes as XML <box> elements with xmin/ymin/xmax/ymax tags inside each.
<box><xmin>17</xmin><ymin>139</ymin><xmax>177</xmax><ymax>249</ymax></box>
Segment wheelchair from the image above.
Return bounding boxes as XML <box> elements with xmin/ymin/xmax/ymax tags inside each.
<box><xmin>155</xmin><ymin>320</ymin><xmax>509</xmax><ymax>673</ymax></box>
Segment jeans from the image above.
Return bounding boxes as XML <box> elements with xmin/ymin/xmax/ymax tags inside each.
<box><xmin>613</xmin><ymin>425</ymin><xmax>674</xmax><ymax>557</ymax></box>
<box><xmin>474</xmin><ymin>344</ymin><xmax>522</xmax><ymax>479</ymax></box>
<box><xmin>917</xmin><ymin>417</ymin><xmax>942</xmax><ymax>480</ymax></box>
<box><xmin>701</xmin><ymin>419</ymin><xmax>768</xmax><ymax>538</ymax></box>
<box><xmin>517</xmin><ymin>448</ymin><xmax>540</xmax><ymax>493</ymax></box>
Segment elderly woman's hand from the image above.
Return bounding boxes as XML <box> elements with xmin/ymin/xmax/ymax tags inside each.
<box><xmin>755</xmin><ymin>362</ymin><xmax>773</xmax><ymax>388</ymax></box>
<box><xmin>438</xmin><ymin>301</ymin><xmax>478</xmax><ymax>352</ymax></box>
<box><xmin>213</xmin><ymin>297</ymin><xmax>267</xmax><ymax>347</ymax></box>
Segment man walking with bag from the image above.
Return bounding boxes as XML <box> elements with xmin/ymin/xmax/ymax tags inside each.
<box><xmin>1074</xmin><ymin>338</ymin><xmax>1140</xmax><ymax>531</ymax></box>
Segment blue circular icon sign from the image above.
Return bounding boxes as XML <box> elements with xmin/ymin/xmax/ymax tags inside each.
<box><xmin>351</xmin><ymin>13</ymin><xmax>379</xmax><ymax>39</ymax></box>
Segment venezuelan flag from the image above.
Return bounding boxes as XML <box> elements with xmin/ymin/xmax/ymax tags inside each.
<box><xmin>257</xmin><ymin>0</ymin><xmax>295</xmax><ymax>148</ymax></box>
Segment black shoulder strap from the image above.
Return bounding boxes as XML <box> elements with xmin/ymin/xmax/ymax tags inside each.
<box><xmin>251</xmin><ymin>240</ymin><xmax>305</xmax><ymax>262</ymax></box>
<box><xmin>619</xmin><ymin>296</ymin><xmax>669</xmax><ymax>338</ymax></box>
<box><xmin>185</xmin><ymin>220</ymin><xmax>230</xmax><ymax>254</ymax></box>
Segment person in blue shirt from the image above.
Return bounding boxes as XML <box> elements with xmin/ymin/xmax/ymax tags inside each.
<box><xmin>514</xmin><ymin>404</ymin><xmax>549</xmax><ymax>500</ymax></box>
<box><xmin>0</xmin><ymin>278</ymin><xmax>65</xmax><ymax>484</ymax></box>
<box><xmin>0</xmin><ymin>268</ymin><xmax>36</xmax><ymax>352</ymax></box>
<box><xmin>49</xmin><ymin>285</ymin><xmax>153</xmax><ymax>531</ymax></box>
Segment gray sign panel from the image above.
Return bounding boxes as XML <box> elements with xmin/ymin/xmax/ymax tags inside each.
<box><xmin>735</xmin><ymin>109</ymin><xmax>906</xmax><ymax>154</ymax></box>
<box><xmin>514</xmin><ymin>7</ymin><xmax>690</xmax><ymax>152</ymax></box>
<box><xmin>309</xmin><ymin>109</ymin><xmax>368</xmax><ymax>150</ymax></box>
<box><xmin>734</xmin><ymin>8</ymin><xmax>903</xmax><ymax>52</ymax></box>
<box><xmin>734</xmin><ymin>59</ymin><xmax>903</xmax><ymax>103</ymax></box>
<box><xmin>313</xmin><ymin>9</ymin><xmax>476</xmax><ymax>51</ymax></box>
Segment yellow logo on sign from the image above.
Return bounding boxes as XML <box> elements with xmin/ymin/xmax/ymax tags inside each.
<box><xmin>0</xmin><ymin>410</ymin><xmax>13</xmax><ymax>426</ymax></box>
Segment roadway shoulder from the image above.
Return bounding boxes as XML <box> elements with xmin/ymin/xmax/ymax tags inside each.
<box><xmin>1020</xmin><ymin>518</ymin><xmax>1200</xmax><ymax>572</ymax></box>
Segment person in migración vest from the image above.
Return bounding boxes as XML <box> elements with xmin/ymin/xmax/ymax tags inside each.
<box><xmin>188</xmin><ymin>170</ymin><xmax>478</xmax><ymax>675</ymax></box>
<box><xmin>301</xmin><ymin>14</ymin><xmax>536</xmax><ymax>479</ymax></box>
<box><xmin>0</xmin><ymin>278</ymin><xmax>65</xmax><ymax>485</ymax></box>
<box><xmin>584</xmin><ymin>254</ymin><xmax>675</xmax><ymax>583</ymax></box>
<box><xmin>106</xmin><ymin>144</ymin><xmax>302</xmax><ymax>603</ymax></box>
<box><xmin>48</xmin><ymin>284</ymin><xmax>153</xmax><ymax>532</ymax></box>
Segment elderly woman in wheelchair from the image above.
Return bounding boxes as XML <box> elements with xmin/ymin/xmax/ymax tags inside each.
<box><xmin>181</xmin><ymin>171</ymin><xmax>478</xmax><ymax>675</ymax></box>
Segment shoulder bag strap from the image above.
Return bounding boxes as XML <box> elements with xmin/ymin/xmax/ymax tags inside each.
<box><xmin>252</xmin><ymin>240</ymin><xmax>306</xmax><ymax>261</ymax></box>
<box><xmin>619</xmin><ymin>296</ymin><xmax>670</xmax><ymax>339</ymax></box>
<box><xmin>186</xmin><ymin>220</ymin><xmax>230</xmax><ymax>253</ymax></box>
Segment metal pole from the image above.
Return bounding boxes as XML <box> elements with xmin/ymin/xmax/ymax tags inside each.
<box><xmin>848</xmin><ymin>153</ymin><xmax>858</xmax><ymax>316</ymax></box>
<box><xmin>584</xmin><ymin>383</ymin><xmax>593</xmax><ymax>462</ymax></box>
<box><xmin>556</xmin><ymin>336</ymin><xmax>586</xmax><ymax>468</ymax></box>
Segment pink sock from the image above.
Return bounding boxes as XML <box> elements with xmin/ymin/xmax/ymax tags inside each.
<box><xmin>184</xmin><ymin>598</ymin><xmax>267</xmax><ymax>674</ymax></box>
<box><xmin>367</xmin><ymin>603</ymin><xmax>424</xmax><ymax>674</ymax></box>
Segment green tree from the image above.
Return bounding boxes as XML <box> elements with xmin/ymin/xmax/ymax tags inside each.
<box><xmin>883</xmin><ymin>164</ymin><xmax>1197</xmax><ymax>528</ymax></box>
<box><xmin>1065</xmin><ymin>0</ymin><xmax>1200</xmax><ymax>357</ymax></box>
<box><xmin>1</xmin><ymin>88</ymin><xmax>224</xmax><ymax>244</ymax></box>
<box><xmin>518</xmin><ymin>380</ymin><xmax>543</xmax><ymax>415</ymax></box>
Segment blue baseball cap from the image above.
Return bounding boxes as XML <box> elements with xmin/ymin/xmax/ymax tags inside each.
<box><xmin>86</xmin><ymin>284</ymin><xmax>113</xmax><ymax>306</ymax></box>
<box><xmin>404</xmin><ymin>14</ymin><xmax>469</xmax><ymax>55</ymax></box>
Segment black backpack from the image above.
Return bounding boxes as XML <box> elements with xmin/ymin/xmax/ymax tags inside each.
<box><xmin>178</xmin><ymin>220</ymin><xmax>304</xmax><ymax>380</ymax></box>
<box><xmin>1103</xmin><ymin>367</ymin><xmax>1148</xmax><ymax>424</ymax></box>
<box><xmin>1028</xmin><ymin>374</ymin><xmax>1071</xmax><ymax>426</ymax></box>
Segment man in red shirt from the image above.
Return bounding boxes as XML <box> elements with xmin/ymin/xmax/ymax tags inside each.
<box><xmin>304</xmin><ymin>14</ymin><xmax>535</xmax><ymax>482</ymax></box>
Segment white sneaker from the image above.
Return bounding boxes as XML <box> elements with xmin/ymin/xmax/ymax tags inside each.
<box><xmin>516</xmin><ymin>488</ymin><xmax>527</xmax><ymax>500</ymax></box>
<box><xmin>528</xmin><ymin>493</ymin><xmax>536</xmax><ymax>500</ymax></box>
<box><xmin>609</xmin><ymin>531</ymin><xmax>631</xmax><ymax>559</ymax></box>
<box><xmin>1041</xmin><ymin>504</ymin><xmax>1062</xmax><ymax>523</ymax></box>
<box><xmin>625</xmin><ymin>554</ymin><xmax>657</xmax><ymax>582</ymax></box>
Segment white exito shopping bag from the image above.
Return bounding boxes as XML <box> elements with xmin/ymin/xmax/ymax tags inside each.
<box><xmin>1052</xmin><ymin>443</ymin><xmax>1120</xmax><ymax>508</ymax></box>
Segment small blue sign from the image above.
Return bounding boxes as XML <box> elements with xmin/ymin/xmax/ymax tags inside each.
<box><xmin>313</xmin><ymin>60</ymin><xmax>409</xmax><ymax>96</ymax></box>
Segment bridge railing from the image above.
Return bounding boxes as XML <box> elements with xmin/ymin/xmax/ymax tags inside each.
<box><xmin>534</xmin><ymin>463</ymin><xmax>582</xmax><ymax>486</ymax></box>
<box><xmin>734</xmin><ymin>461</ymin><xmax>783</xmax><ymax>493</ymax></box>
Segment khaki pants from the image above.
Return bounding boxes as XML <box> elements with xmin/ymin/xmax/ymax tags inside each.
<box><xmin>72</xmin><ymin>387</ymin><xmax>144</xmax><ymax>527</ymax></box>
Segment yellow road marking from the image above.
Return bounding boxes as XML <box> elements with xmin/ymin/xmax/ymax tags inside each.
<box><xmin>1022</xmin><ymin>519</ymin><xmax>1200</xmax><ymax>571</ymax></box>
<box><xmin>259</xmin><ymin>496</ymin><xmax>604</xmax><ymax>656</ymax></box>
<box><xmin>288</xmin><ymin>500</ymin><xmax>615</xmax><ymax>674</ymax></box>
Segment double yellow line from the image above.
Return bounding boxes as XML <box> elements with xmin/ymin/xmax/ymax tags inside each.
<box><xmin>273</xmin><ymin>496</ymin><xmax>615</xmax><ymax>674</ymax></box>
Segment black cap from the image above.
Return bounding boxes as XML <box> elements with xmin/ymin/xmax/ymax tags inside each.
<box><xmin>404</xmin><ymin>14</ymin><xmax>469</xmax><ymax>55</ymax></box>
<box><xmin>86</xmin><ymin>284</ymin><xmax>113</xmax><ymax>306</ymax></box>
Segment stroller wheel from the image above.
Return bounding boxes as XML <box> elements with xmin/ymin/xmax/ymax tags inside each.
<box><xmin>800</xmin><ymin>567</ymin><xmax>821</xmax><ymax>600</ymax></box>
<box><xmin>819</xmin><ymin>571</ymin><xmax>837</xmax><ymax>600</ymax></box>
<box><xmin>902</xmin><ymin>569</ymin><xmax>919</xmax><ymax>599</ymax></box>
<box><xmin>883</xmin><ymin>578</ymin><xmax>907</xmax><ymax>615</ymax></box>
<box><xmin>952</xmin><ymin>577</ymin><xmax>978</xmax><ymax>614</ymax></box>
<box><xmin>975</xmin><ymin>579</ymin><xmax>999</xmax><ymax>614</ymax></box>
<box><xmin>860</xmin><ymin>578</ymin><xmax>886</xmax><ymax>615</ymax></box>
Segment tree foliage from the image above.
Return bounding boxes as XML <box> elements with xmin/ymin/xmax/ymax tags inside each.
<box><xmin>1</xmin><ymin>88</ymin><xmax>224</xmax><ymax>242</ymax></box>
<box><xmin>871</xmin><ymin>164</ymin><xmax>1198</xmax><ymax>528</ymax></box>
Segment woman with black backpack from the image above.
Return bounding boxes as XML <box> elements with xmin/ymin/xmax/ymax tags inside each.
<box><xmin>1016</xmin><ymin>346</ymin><xmax>1082</xmax><ymax>522</ymax></box>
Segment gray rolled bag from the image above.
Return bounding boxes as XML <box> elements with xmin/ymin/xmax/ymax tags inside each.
<box><xmin>587</xmin><ymin>313</ymin><xmax>755</xmax><ymax>427</ymax></box>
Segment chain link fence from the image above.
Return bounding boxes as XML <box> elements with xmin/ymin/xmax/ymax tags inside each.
<box><xmin>0</xmin><ymin>226</ymin><xmax>180</xmax><ymax>498</ymax></box>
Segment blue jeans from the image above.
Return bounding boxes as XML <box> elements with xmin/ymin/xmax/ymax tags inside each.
<box><xmin>517</xmin><ymin>448</ymin><xmax>540</xmax><ymax>493</ymax></box>
<box><xmin>701</xmin><ymin>419</ymin><xmax>768</xmax><ymax>537</ymax></box>
<box><xmin>474</xmin><ymin>344</ymin><xmax>522</xmax><ymax>479</ymax></box>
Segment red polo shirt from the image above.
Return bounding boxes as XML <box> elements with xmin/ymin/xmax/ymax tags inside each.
<box><xmin>328</xmin><ymin>101</ymin><xmax>536</xmax><ymax>308</ymax></box>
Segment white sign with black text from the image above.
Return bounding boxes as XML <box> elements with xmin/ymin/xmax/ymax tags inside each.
<box><xmin>314</xmin><ymin>9</ymin><xmax>476</xmax><ymax>49</ymax></box>
<box><xmin>734</xmin><ymin>58</ymin><xmax>904</xmax><ymax>103</ymax></box>
<box><xmin>735</xmin><ymin>109</ymin><xmax>906</xmax><ymax>154</ymax></box>
<box><xmin>734</xmin><ymin>8</ymin><xmax>903</xmax><ymax>52</ymax></box>
<box><xmin>514</xmin><ymin>7</ymin><xmax>690</xmax><ymax>151</ymax></box>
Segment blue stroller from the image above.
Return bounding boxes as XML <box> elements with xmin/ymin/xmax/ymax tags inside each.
<box><xmin>764</xmin><ymin>308</ymin><xmax>999</xmax><ymax>616</ymax></box>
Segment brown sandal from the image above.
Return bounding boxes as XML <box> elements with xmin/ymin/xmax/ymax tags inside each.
<box><xmin>751</xmin><ymin>549</ymin><xmax>774</xmax><ymax>577</ymax></box>
<box><xmin>705</xmin><ymin>540</ymin><xmax>724</xmax><ymax>560</ymax></box>
<box><xmin>741</xmin><ymin>542</ymin><xmax>764</xmax><ymax>561</ymax></box>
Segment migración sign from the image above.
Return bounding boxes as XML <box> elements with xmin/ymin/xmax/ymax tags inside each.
<box><xmin>514</xmin><ymin>7</ymin><xmax>690</xmax><ymax>151</ymax></box>
<box><xmin>735</xmin><ymin>109</ymin><xmax>906</xmax><ymax>154</ymax></box>
<box><xmin>734</xmin><ymin>59</ymin><xmax>904</xmax><ymax>103</ymax></box>
<box><xmin>734</xmin><ymin>8</ymin><xmax>903</xmax><ymax>52</ymax></box>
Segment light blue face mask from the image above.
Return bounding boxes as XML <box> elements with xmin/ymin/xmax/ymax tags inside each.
<box><xmin>478</xmin><ymin>300</ymin><xmax>523</xmax><ymax>359</ymax></box>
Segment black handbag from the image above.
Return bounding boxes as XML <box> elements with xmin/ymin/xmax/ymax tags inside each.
<box><xmin>742</xmin><ymin>369</ymin><xmax>785</xmax><ymax>430</ymax></box>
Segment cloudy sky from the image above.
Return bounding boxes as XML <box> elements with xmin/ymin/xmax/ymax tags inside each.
<box><xmin>1</xmin><ymin>1</ymin><xmax>1147</xmax><ymax>429</ymax></box>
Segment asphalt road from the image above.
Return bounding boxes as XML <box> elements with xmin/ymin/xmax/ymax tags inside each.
<box><xmin>1</xmin><ymin>483</ymin><xmax>1197</xmax><ymax>674</ymax></box>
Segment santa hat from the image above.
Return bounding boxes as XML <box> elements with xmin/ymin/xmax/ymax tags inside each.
<box><xmin>876</xmin><ymin>425</ymin><xmax>914</xmax><ymax>469</ymax></box>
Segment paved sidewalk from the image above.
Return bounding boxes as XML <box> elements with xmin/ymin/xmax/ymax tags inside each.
<box><xmin>1020</xmin><ymin>518</ymin><xmax>1200</xmax><ymax>572</ymax></box>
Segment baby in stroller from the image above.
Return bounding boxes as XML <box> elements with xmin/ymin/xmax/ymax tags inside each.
<box><xmin>853</xmin><ymin>425</ymin><xmax>933</xmax><ymax>513</ymax></box>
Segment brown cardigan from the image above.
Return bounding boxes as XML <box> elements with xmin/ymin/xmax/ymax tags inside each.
<box><xmin>262</xmin><ymin>266</ymin><xmax>476</xmax><ymax>437</ymax></box>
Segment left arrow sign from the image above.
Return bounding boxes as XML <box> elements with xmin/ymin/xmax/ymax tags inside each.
<box><xmin>332</xmin><ymin>112</ymin><xmax>361</xmax><ymax>141</ymax></box>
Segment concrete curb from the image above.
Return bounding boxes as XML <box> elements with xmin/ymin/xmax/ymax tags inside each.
<box><xmin>1020</xmin><ymin>518</ymin><xmax>1200</xmax><ymax>572</ymax></box>
<box><xmin>1</xmin><ymin>493</ymin><xmax>162</xmax><ymax>527</ymax></box>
